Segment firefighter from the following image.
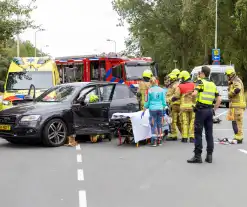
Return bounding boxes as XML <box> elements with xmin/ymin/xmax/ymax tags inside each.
<box><xmin>171</xmin><ymin>68</ymin><xmax>180</xmax><ymax>78</ymax></box>
<box><xmin>66</xmin><ymin>94</ymin><xmax>99</xmax><ymax>146</ymax></box>
<box><xmin>187</xmin><ymin>66</ymin><xmax>221</xmax><ymax>163</ymax></box>
<box><xmin>89</xmin><ymin>94</ymin><xmax>99</xmax><ymax>103</ymax></box>
<box><xmin>137</xmin><ymin>69</ymin><xmax>153</xmax><ymax>110</ymax></box>
<box><xmin>172</xmin><ymin>71</ymin><xmax>196</xmax><ymax>143</ymax></box>
<box><xmin>225</xmin><ymin>67</ymin><xmax>246</xmax><ymax>144</ymax></box>
<box><xmin>166</xmin><ymin>72</ymin><xmax>181</xmax><ymax>140</ymax></box>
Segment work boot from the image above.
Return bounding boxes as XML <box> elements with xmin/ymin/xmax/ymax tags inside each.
<box><xmin>189</xmin><ymin>138</ymin><xmax>194</xmax><ymax>143</ymax></box>
<box><xmin>166</xmin><ymin>137</ymin><xmax>176</xmax><ymax>141</ymax></box>
<box><xmin>205</xmin><ymin>154</ymin><xmax>213</xmax><ymax>163</ymax></box>
<box><xmin>187</xmin><ymin>155</ymin><xmax>202</xmax><ymax>163</ymax></box>
<box><xmin>65</xmin><ymin>135</ymin><xmax>77</xmax><ymax>147</ymax></box>
<box><xmin>233</xmin><ymin>139</ymin><xmax>243</xmax><ymax>144</ymax></box>
<box><xmin>172</xmin><ymin>137</ymin><xmax>178</xmax><ymax>141</ymax></box>
<box><xmin>181</xmin><ymin>138</ymin><xmax>187</xmax><ymax>143</ymax></box>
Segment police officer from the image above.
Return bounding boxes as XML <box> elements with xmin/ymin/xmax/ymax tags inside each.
<box><xmin>172</xmin><ymin>71</ymin><xmax>196</xmax><ymax>143</ymax></box>
<box><xmin>166</xmin><ymin>73</ymin><xmax>181</xmax><ymax>140</ymax></box>
<box><xmin>225</xmin><ymin>67</ymin><xmax>246</xmax><ymax>143</ymax></box>
<box><xmin>187</xmin><ymin>66</ymin><xmax>221</xmax><ymax>163</ymax></box>
<box><xmin>137</xmin><ymin>69</ymin><xmax>153</xmax><ymax>110</ymax></box>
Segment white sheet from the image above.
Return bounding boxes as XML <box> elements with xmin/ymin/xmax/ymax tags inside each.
<box><xmin>111</xmin><ymin>110</ymin><xmax>152</xmax><ymax>143</ymax></box>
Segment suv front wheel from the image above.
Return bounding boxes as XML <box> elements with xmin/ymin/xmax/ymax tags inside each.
<box><xmin>42</xmin><ymin>118</ymin><xmax>68</xmax><ymax>147</ymax></box>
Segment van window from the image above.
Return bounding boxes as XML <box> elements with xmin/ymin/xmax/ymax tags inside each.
<box><xmin>112</xmin><ymin>65</ymin><xmax>123</xmax><ymax>78</ymax></box>
<box><xmin>210</xmin><ymin>73</ymin><xmax>228</xmax><ymax>86</ymax></box>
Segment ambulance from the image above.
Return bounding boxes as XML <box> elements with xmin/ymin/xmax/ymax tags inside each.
<box><xmin>0</xmin><ymin>57</ymin><xmax>60</xmax><ymax>111</ymax></box>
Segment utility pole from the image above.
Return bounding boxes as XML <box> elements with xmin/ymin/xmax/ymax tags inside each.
<box><xmin>215</xmin><ymin>0</ymin><xmax>218</xmax><ymax>49</ymax></box>
<box><xmin>34</xmin><ymin>28</ymin><xmax>45</xmax><ymax>57</ymax></box>
<box><xmin>16</xmin><ymin>15</ymin><xmax>20</xmax><ymax>57</ymax></box>
<box><xmin>106</xmin><ymin>39</ymin><xmax>117</xmax><ymax>53</ymax></box>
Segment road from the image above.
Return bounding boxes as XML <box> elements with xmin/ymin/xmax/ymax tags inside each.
<box><xmin>0</xmin><ymin>108</ymin><xmax>246</xmax><ymax>207</ymax></box>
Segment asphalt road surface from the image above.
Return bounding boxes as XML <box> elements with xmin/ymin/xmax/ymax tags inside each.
<box><xmin>0</xmin><ymin>108</ymin><xmax>247</xmax><ymax>207</ymax></box>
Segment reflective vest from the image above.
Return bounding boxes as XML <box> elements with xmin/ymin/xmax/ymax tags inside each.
<box><xmin>139</xmin><ymin>81</ymin><xmax>150</xmax><ymax>109</ymax></box>
<box><xmin>229</xmin><ymin>77</ymin><xmax>246</xmax><ymax>108</ymax></box>
<box><xmin>166</xmin><ymin>81</ymin><xmax>180</xmax><ymax>105</ymax></box>
<box><xmin>197</xmin><ymin>79</ymin><xmax>217</xmax><ymax>105</ymax></box>
<box><xmin>178</xmin><ymin>82</ymin><xmax>195</xmax><ymax>110</ymax></box>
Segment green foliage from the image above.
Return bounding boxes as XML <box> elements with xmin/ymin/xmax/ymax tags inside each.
<box><xmin>112</xmin><ymin>0</ymin><xmax>247</xmax><ymax>85</ymax></box>
<box><xmin>0</xmin><ymin>0</ymin><xmax>42</xmax><ymax>81</ymax></box>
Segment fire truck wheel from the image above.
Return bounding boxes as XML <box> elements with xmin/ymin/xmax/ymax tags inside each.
<box><xmin>42</xmin><ymin>119</ymin><xmax>68</xmax><ymax>147</ymax></box>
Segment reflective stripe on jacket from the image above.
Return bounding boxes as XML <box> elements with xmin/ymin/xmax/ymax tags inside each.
<box><xmin>197</xmin><ymin>79</ymin><xmax>217</xmax><ymax>105</ymax></box>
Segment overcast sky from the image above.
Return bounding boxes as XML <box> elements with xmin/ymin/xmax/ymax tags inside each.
<box><xmin>19</xmin><ymin>0</ymin><xmax>128</xmax><ymax>57</ymax></box>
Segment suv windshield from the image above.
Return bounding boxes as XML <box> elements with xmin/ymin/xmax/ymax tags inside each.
<box><xmin>125</xmin><ymin>65</ymin><xmax>153</xmax><ymax>80</ymax></box>
<box><xmin>36</xmin><ymin>85</ymin><xmax>77</xmax><ymax>102</ymax></box>
<box><xmin>210</xmin><ymin>73</ymin><xmax>228</xmax><ymax>86</ymax></box>
<box><xmin>6</xmin><ymin>71</ymin><xmax>53</xmax><ymax>90</ymax></box>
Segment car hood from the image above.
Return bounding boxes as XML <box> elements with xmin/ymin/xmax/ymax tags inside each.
<box><xmin>0</xmin><ymin>102</ymin><xmax>69</xmax><ymax>116</ymax></box>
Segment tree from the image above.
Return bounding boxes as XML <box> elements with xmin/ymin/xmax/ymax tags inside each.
<box><xmin>0</xmin><ymin>0</ymin><xmax>39</xmax><ymax>81</ymax></box>
<box><xmin>112</xmin><ymin>0</ymin><xmax>247</xmax><ymax>85</ymax></box>
<box><xmin>0</xmin><ymin>0</ymin><xmax>37</xmax><ymax>43</ymax></box>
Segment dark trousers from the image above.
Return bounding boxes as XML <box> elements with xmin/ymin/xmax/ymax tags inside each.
<box><xmin>194</xmin><ymin>108</ymin><xmax>214</xmax><ymax>155</ymax></box>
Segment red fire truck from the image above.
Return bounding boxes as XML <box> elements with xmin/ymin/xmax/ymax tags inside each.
<box><xmin>55</xmin><ymin>53</ymin><xmax>158</xmax><ymax>90</ymax></box>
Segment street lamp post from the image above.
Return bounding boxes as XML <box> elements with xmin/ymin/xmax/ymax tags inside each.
<box><xmin>106</xmin><ymin>39</ymin><xmax>116</xmax><ymax>53</ymax></box>
<box><xmin>215</xmin><ymin>0</ymin><xmax>218</xmax><ymax>49</ymax></box>
<box><xmin>173</xmin><ymin>60</ymin><xmax>177</xmax><ymax>68</ymax></box>
<box><xmin>35</xmin><ymin>28</ymin><xmax>45</xmax><ymax>57</ymax></box>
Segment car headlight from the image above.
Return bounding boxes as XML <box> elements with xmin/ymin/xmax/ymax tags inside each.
<box><xmin>20</xmin><ymin>115</ymin><xmax>41</xmax><ymax>122</ymax></box>
<box><xmin>2</xmin><ymin>100</ymin><xmax>10</xmax><ymax>105</ymax></box>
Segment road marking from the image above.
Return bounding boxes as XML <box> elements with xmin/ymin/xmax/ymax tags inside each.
<box><xmin>76</xmin><ymin>144</ymin><xmax>81</xmax><ymax>150</ymax></box>
<box><xmin>238</xmin><ymin>149</ymin><xmax>247</xmax><ymax>154</ymax></box>
<box><xmin>78</xmin><ymin>169</ymin><xmax>84</xmax><ymax>181</ymax></box>
<box><xmin>215</xmin><ymin>110</ymin><xmax>227</xmax><ymax>118</ymax></box>
<box><xmin>214</xmin><ymin>129</ymin><xmax>247</xmax><ymax>130</ymax></box>
<box><xmin>77</xmin><ymin>154</ymin><xmax>82</xmax><ymax>163</ymax></box>
<box><xmin>79</xmin><ymin>191</ymin><xmax>87</xmax><ymax>207</ymax></box>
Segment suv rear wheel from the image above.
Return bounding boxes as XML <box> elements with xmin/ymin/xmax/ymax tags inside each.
<box><xmin>42</xmin><ymin>119</ymin><xmax>68</xmax><ymax>147</ymax></box>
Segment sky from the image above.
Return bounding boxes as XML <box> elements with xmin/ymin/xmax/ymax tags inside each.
<box><xmin>19</xmin><ymin>0</ymin><xmax>129</xmax><ymax>58</ymax></box>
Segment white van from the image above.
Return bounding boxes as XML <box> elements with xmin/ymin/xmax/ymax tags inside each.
<box><xmin>191</xmin><ymin>65</ymin><xmax>234</xmax><ymax>108</ymax></box>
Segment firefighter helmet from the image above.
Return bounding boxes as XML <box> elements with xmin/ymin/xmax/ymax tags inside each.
<box><xmin>171</xmin><ymin>68</ymin><xmax>180</xmax><ymax>76</ymax></box>
<box><xmin>142</xmin><ymin>69</ymin><xmax>153</xmax><ymax>79</ymax></box>
<box><xmin>178</xmin><ymin>70</ymin><xmax>190</xmax><ymax>82</ymax></box>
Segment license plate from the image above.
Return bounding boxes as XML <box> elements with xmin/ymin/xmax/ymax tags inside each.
<box><xmin>0</xmin><ymin>125</ymin><xmax>11</xmax><ymax>131</ymax></box>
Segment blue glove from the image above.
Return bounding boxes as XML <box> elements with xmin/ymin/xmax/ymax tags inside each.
<box><xmin>141</xmin><ymin>111</ymin><xmax>145</xmax><ymax>119</ymax></box>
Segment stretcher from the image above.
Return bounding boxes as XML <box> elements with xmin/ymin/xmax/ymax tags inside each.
<box><xmin>110</xmin><ymin>110</ymin><xmax>171</xmax><ymax>147</ymax></box>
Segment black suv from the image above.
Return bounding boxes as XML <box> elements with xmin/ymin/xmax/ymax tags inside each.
<box><xmin>0</xmin><ymin>82</ymin><xmax>139</xmax><ymax>146</ymax></box>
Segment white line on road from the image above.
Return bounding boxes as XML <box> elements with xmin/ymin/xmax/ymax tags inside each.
<box><xmin>76</xmin><ymin>144</ymin><xmax>81</xmax><ymax>150</ymax></box>
<box><xmin>214</xmin><ymin>129</ymin><xmax>247</xmax><ymax>130</ymax></box>
<box><xmin>78</xmin><ymin>169</ymin><xmax>84</xmax><ymax>181</ymax></box>
<box><xmin>79</xmin><ymin>191</ymin><xmax>87</xmax><ymax>207</ymax></box>
<box><xmin>238</xmin><ymin>149</ymin><xmax>247</xmax><ymax>154</ymax></box>
<box><xmin>215</xmin><ymin>110</ymin><xmax>227</xmax><ymax>118</ymax></box>
<box><xmin>77</xmin><ymin>154</ymin><xmax>82</xmax><ymax>163</ymax></box>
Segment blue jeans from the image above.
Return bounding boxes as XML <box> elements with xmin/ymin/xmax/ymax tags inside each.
<box><xmin>149</xmin><ymin>110</ymin><xmax>163</xmax><ymax>142</ymax></box>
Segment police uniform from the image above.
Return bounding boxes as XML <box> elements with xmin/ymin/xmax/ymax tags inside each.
<box><xmin>166</xmin><ymin>76</ymin><xmax>181</xmax><ymax>140</ymax></box>
<box><xmin>226</xmin><ymin>69</ymin><xmax>246</xmax><ymax>143</ymax></box>
<box><xmin>172</xmin><ymin>71</ymin><xmax>196</xmax><ymax>143</ymax></box>
<box><xmin>187</xmin><ymin>78</ymin><xmax>219</xmax><ymax>163</ymax></box>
